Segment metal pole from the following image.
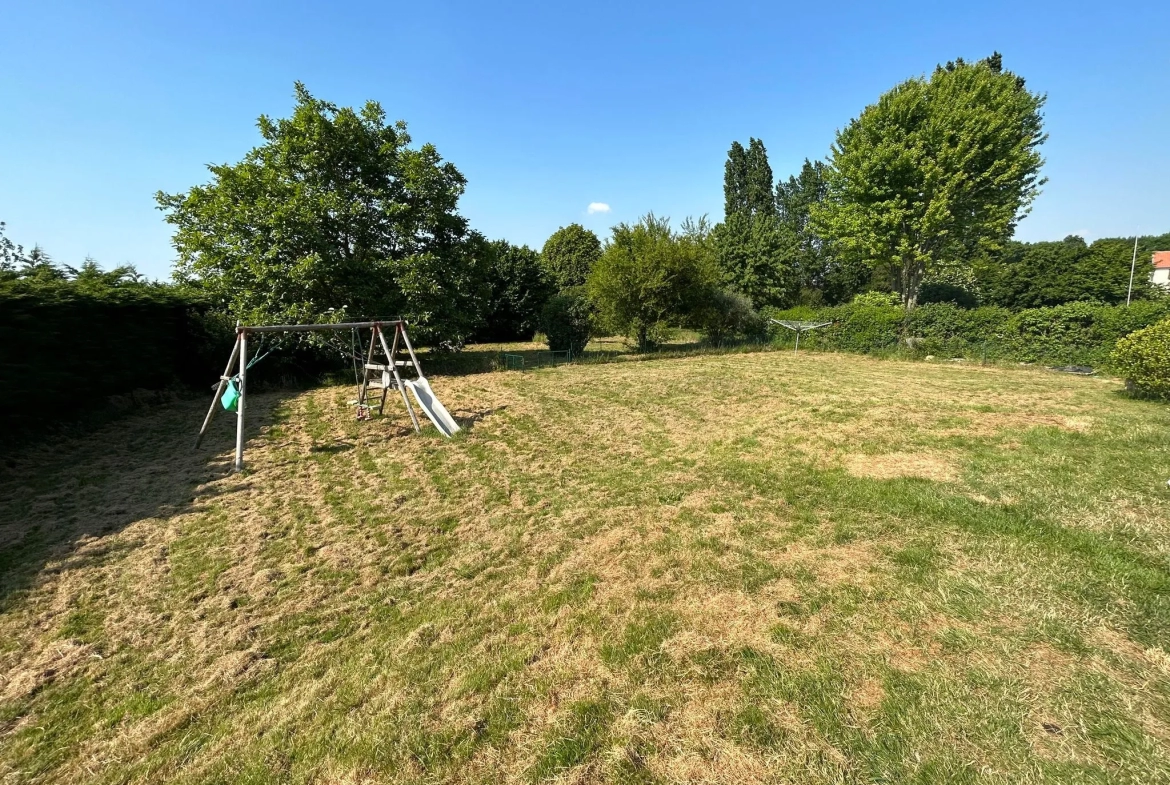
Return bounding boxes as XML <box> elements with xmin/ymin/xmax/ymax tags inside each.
<box><xmin>234</xmin><ymin>329</ymin><xmax>247</xmax><ymax>471</ymax></box>
<box><xmin>195</xmin><ymin>333</ymin><xmax>241</xmax><ymax>449</ymax></box>
<box><xmin>1126</xmin><ymin>236</ymin><xmax>1139</xmax><ymax>306</ymax></box>
<box><xmin>794</xmin><ymin>331</ymin><xmax>800</xmax><ymax>355</ymax></box>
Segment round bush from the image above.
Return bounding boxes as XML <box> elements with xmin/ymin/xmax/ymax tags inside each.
<box><xmin>698</xmin><ymin>288</ymin><xmax>765</xmax><ymax>345</ymax></box>
<box><xmin>540</xmin><ymin>287</ymin><xmax>593</xmax><ymax>357</ymax></box>
<box><xmin>1112</xmin><ymin>317</ymin><xmax>1170</xmax><ymax>398</ymax></box>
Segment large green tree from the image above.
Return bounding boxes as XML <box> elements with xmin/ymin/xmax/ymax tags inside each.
<box><xmin>475</xmin><ymin>240</ymin><xmax>553</xmax><ymax>342</ymax></box>
<box><xmin>587</xmin><ymin>214</ymin><xmax>716</xmax><ymax>350</ymax></box>
<box><xmin>723</xmin><ymin>141</ymin><xmax>750</xmax><ymax>218</ymax></box>
<box><xmin>710</xmin><ymin>213</ymin><xmax>797</xmax><ymax>308</ymax></box>
<box><xmin>814</xmin><ymin>54</ymin><xmax>1046</xmax><ymax>309</ymax></box>
<box><xmin>156</xmin><ymin>83</ymin><xmax>489</xmax><ymax>344</ymax></box>
<box><xmin>716</xmin><ymin>138</ymin><xmax>796</xmax><ymax>307</ymax></box>
<box><xmin>745</xmin><ymin>138</ymin><xmax>776</xmax><ymax>219</ymax></box>
<box><xmin>541</xmin><ymin>223</ymin><xmax>602</xmax><ymax>290</ymax></box>
<box><xmin>724</xmin><ymin>138</ymin><xmax>775</xmax><ymax>220</ymax></box>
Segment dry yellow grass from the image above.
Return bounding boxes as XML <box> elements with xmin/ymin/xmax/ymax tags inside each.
<box><xmin>1</xmin><ymin>349</ymin><xmax>1168</xmax><ymax>784</ymax></box>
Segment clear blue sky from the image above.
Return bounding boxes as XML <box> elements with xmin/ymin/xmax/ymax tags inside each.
<box><xmin>2</xmin><ymin>0</ymin><xmax>1167</xmax><ymax>280</ymax></box>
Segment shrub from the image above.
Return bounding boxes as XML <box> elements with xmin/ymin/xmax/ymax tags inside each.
<box><xmin>697</xmin><ymin>288</ymin><xmax>766</xmax><ymax>345</ymax></box>
<box><xmin>1112</xmin><ymin>318</ymin><xmax>1170</xmax><ymax>398</ymax></box>
<box><xmin>1005</xmin><ymin>300</ymin><xmax>1170</xmax><ymax>366</ymax></box>
<box><xmin>851</xmin><ymin>291</ymin><xmax>900</xmax><ymax>307</ymax></box>
<box><xmin>587</xmin><ymin>214</ymin><xmax>717</xmax><ymax>351</ymax></box>
<box><xmin>919</xmin><ymin>281</ymin><xmax>979</xmax><ymax>308</ymax></box>
<box><xmin>540</xmin><ymin>287</ymin><xmax>593</xmax><ymax>356</ymax></box>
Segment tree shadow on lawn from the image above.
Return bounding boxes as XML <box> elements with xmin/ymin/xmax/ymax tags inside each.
<box><xmin>0</xmin><ymin>391</ymin><xmax>306</xmax><ymax>613</ymax></box>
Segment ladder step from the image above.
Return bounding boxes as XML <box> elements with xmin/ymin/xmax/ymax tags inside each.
<box><xmin>365</xmin><ymin>361</ymin><xmax>413</xmax><ymax>370</ymax></box>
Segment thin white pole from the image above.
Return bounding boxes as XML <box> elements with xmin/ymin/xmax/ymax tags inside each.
<box><xmin>234</xmin><ymin>330</ymin><xmax>247</xmax><ymax>471</ymax></box>
<box><xmin>1127</xmin><ymin>236</ymin><xmax>1139</xmax><ymax>306</ymax></box>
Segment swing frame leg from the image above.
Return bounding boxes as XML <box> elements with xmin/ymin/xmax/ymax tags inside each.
<box><xmin>195</xmin><ymin>333</ymin><xmax>241</xmax><ymax>449</ymax></box>
<box><xmin>357</xmin><ymin>325</ymin><xmax>378</xmax><ymax>412</ymax></box>
<box><xmin>234</xmin><ymin>330</ymin><xmax>248</xmax><ymax>472</ymax></box>
<box><xmin>380</xmin><ymin>324</ymin><xmax>421</xmax><ymax>433</ymax></box>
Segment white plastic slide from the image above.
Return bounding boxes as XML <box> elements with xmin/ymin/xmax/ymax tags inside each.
<box><xmin>403</xmin><ymin>377</ymin><xmax>461</xmax><ymax>437</ymax></box>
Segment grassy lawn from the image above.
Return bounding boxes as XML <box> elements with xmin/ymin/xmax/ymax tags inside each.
<box><xmin>2</xmin><ymin>348</ymin><xmax>1169</xmax><ymax>783</ymax></box>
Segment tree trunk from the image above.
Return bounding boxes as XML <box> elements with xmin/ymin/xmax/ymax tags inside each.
<box><xmin>901</xmin><ymin>256</ymin><xmax>923</xmax><ymax>311</ymax></box>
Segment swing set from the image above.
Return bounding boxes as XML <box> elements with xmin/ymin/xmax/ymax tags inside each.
<box><xmin>195</xmin><ymin>320</ymin><xmax>460</xmax><ymax>471</ymax></box>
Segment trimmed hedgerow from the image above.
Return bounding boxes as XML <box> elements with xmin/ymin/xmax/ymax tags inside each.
<box><xmin>763</xmin><ymin>300</ymin><xmax>1170</xmax><ymax>369</ymax></box>
<box><xmin>0</xmin><ymin>280</ymin><xmax>230</xmax><ymax>449</ymax></box>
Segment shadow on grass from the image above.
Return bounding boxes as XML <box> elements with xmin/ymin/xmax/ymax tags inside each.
<box><xmin>0</xmin><ymin>391</ymin><xmax>304</xmax><ymax>614</ymax></box>
<box><xmin>453</xmin><ymin>405</ymin><xmax>508</xmax><ymax>431</ymax></box>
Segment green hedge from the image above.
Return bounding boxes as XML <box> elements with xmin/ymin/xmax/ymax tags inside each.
<box><xmin>1111</xmin><ymin>318</ymin><xmax>1170</xmax><ymax>398</ymax></box>
<box><xmin>763</xmin><ymin>300</ymin><xmax>1170</xmax><ymax>369</ymax></box>
<box><xmin>0</xmin><ymin>282</ymin><xmax>230</xmax><ymax>449</ymax></box>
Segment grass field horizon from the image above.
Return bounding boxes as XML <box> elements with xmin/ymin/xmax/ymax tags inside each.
<box><xmin>2</xmin><ymin>347</ymin><xmax>1168</xmax><ymax>783</ymax></box>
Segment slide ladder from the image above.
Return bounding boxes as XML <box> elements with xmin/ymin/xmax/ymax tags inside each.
<box><xmin>357</xmin><ymin>322</ymin><xmax>460</xmax><ymax>437</ymax></box>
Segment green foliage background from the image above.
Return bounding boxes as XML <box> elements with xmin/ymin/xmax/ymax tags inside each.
<box><xmin>474</xmin><ymin>240</ymin><xmax>553</xmax><ymax>342</ymax></box>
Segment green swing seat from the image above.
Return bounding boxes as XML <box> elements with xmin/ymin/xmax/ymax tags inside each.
<box><xmin>221</xmin><ymin>379</ymin><xmax>241</xmax><ymax>412</ymax></box>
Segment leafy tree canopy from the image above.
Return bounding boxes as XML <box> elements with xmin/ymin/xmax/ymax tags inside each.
<box><xmin>976</xmin><ymin>233</ymin><xmax>1170</xmax><ymax>309</ymax></box>
<box><xmin>475</xmin><ymin>240</ymin><xmax>553</xmax><ymax>342</ymax></box>
<box><xmin>541</xmin><ymin>223</ymin><xmax>602</xmax><ymax>290</ymax></box>
<box><xmin>156</xmin><ymin>83</ymin><xmax>489</xmax><ymax>345</ymax></box>
<box><xmin>710</xmin><ymin>213</ymin><xmax>797</xmax><ymax>309</ymax></box>
<box><xmin>814</xmin><ymin>53</ymin><xmax>1047</xmax><ymax>309</ymax></box>
<box><xmin>587</xmin><ymin>214</ymin><xmax>717</xmax><ymax>350</ymax></box>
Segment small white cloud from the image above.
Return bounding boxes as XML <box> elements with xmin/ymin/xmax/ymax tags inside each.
<box><xmin>587</xmin><ymin>202</ymin><xmax>611</xmax><ymax>215</ymax></box>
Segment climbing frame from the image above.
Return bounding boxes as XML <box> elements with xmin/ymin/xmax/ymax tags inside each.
<box><xmin>195</xmin><ymin>320</ymin><xmax>457</xmax><ymax>472</ymax></box>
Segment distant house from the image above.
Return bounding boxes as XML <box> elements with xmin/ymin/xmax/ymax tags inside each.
<box><xmin>1154</xmin><ymin>251</ymin><xmax>1170</xmax><ymax>289</ymax></box>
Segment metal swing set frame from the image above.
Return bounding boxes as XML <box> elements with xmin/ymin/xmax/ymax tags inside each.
<box><xmin>195</xmin><ymin>320</ymin><xmax>455</xmax><ymax>472</ymax></box>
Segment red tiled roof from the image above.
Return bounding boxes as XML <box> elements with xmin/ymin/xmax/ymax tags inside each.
<box><xmin>1155</xmin><ymin>251</ymin><xmax>1170</xmax><ymax>270</ymax></box>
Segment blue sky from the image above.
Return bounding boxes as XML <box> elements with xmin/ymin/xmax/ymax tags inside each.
<box><xmin>1</xmin><ymin>0</ymin><xmax>1167</xmax><ymax>280</ymax></box>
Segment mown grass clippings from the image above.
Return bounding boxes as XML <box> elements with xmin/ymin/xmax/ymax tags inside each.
<box><xmin>1</xmin><ymin>348</ymin><xmax>1168</xmax><ymax>783</ymax></box>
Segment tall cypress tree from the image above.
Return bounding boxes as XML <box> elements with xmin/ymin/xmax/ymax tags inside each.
<box><xmin>717</xmin><ymin>138</ymin><xmax>796</xmax><ymax>307</ymax></box>
<box><xmin>723</xmin><ymin>141</ymin><xmax>750</xmax><ymax>218</ymax></box>
<box><xmin>745</xmin><ymin>137</ymin><xmax>775</xmax><ymax>218</ymax></box>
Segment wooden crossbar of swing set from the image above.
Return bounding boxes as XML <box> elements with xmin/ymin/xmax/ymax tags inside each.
<box><xmin>194</xmin><ymin>320</ymin><xmax>424</xmax><ymax>472</ymax></box>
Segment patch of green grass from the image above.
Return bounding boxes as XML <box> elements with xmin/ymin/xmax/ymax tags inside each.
<box><xmin>601</xmin><ymin>609</ymin><xmax>678</xmax><ymax>672</ymax></box>
<box><xmin>529</xmin><ymin>698</ymin><xmax>614</xmax><ymax>781</ymax></box>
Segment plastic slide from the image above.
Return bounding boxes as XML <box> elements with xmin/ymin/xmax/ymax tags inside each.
<box><xmin>403</xmin><ymin>377</ymin><xmax>461</xmax><ymax>437</ymax></box>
